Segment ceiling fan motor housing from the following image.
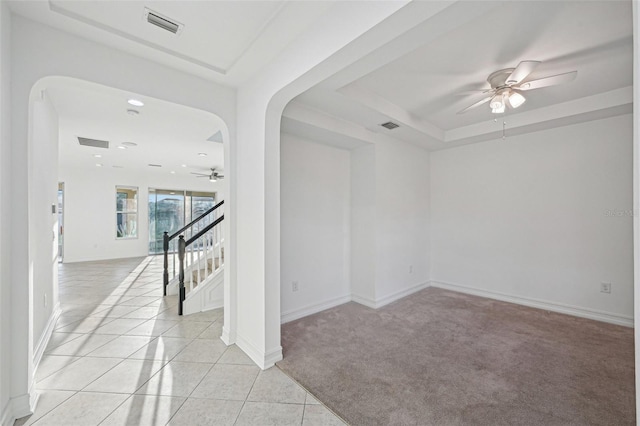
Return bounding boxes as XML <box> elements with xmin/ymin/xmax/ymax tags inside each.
<box><xmin>487</xmin><ymin>68</ymin><xmax>516</xmax><ymax>89</ymax></box>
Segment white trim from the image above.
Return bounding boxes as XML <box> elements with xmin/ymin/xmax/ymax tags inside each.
<box><xmin>264</xmin><ymin>346</ymin><xmax>283</xmax><ymax>369</ymax></box>
<box><xmin>235</xmin><ymin>333</ymin><xmax>283</xmax><ymax>370</ymax></box>
<box><xmin>220</xmin><ymin>326</ymin><xmax>236</xmax><ymax>345</ymax></box>
<box><xmin>430</xmin><ymin>280</ymin><xmax>634</xmax><ymax>328</ymax></box>
<box><xmin>281</xmin><ymin>294</ymin><xmax>351</xmax><ymax>324</ymax></box>
<box><xmin>352</xmin><ymin>282</ymin><xmax>430</xmax><ymax>309</ymax></box>
<box><xmin>1</xmin><ymin>392</ymin><xmax>37</xmax><ymax>426</ymax></box>
<box><xmin>0</xmin><ymin>399</ymin><xmax>13</xmax><ymax>426</ymax></box>
<box><xmin>33</xmin><ymin>303</ymin><xmax>61</xmax><ymax>369</ymax></box>
<box><xmin>350</xmin><ymin>293</ymin><xmax>377</xmax><ymax>309</ymax></box>
<box><xmin>182</xmin><ymin>267</ymin><xmax>224</xmax><ymax>315</ymax></box>
<box><xmin>374</xmin><ymin>282</ymin><xmax>430</xmax><ymax>308</ymax></box>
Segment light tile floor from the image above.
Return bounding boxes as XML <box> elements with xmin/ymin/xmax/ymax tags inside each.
<box><xmin>16</xmin><ymin>257</ymin><xmax>346</xmax><ymax>426</ymax></box>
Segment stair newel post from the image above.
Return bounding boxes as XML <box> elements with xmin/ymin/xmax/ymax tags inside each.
<box><xmin>178</xmin><ymin>235</ymin><xmax>186</xmax><ymax>316</ymax></box>
<box><xmin>162</xmin><ymin>231</ymin><xmax>169</xmax><ymax>296</ymax></box>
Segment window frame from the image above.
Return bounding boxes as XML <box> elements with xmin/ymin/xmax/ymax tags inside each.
<box><xmin>116</xmin><ymin>185</ymin><xmax>139</xmax><ymax>240</ymax></box>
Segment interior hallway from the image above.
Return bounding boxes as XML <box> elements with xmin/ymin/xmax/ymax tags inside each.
<box><xmin>16</xmin><ymin>257</ymin><xmax>344</xmax><ymax>426</ymax></box>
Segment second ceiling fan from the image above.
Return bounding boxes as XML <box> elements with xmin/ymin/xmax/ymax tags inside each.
<box><xmin>191</xmin><ymin>168</ymin><xmax>225</xmax><ymax>182</ymax></box>
<box><xmin>458</xmin><ymin>61</ymin><xmax>577</xmax><ymax>114</ymax></box>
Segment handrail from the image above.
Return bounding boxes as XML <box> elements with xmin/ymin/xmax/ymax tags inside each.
<box><xmin>169</xmin><ymin>200</ymin><xmax>224</xmax><ymax>240</ymax></box>
<box><xmin>163</xmin><ymin>199</ymin><xmax>224</xmax><ymax>296</ymax></box>
<box><xmin>185</xmin><ymin>215</ymin><xmax>224</xmax><ymax>247</ymax></box>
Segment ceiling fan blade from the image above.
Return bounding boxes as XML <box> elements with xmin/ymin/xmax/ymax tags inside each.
<box><xmin>456</xmin><ymin>89</ymin><xmax>494</xmax><ymax>96</ymax></box>
<box><xmin>516</xmin><ymin>71</ymin><xmax>577</xmax><ymax>91</ymax></box>
<box><xmin>457</xmin><ymin>96</ymin><xmax>492</xmax><ymax>114</ymax></box>
<box><xmin>190</xmin><ymin>172</ymin><xmax>209</xmax><ymax>177</ymax></box>
<box><xmin>506</xmin><ymin>61</ymin><xmax>541</xmax><ymax>85</ymax></box>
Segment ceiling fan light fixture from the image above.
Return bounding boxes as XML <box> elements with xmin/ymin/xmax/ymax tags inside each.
<box><xmin>489</xmin><ymin>95</ymin><xmax>503</xmax><ymax>110</ymax></box>
<box><xmin>491</xmin><ymin>104</ymin><xmax>505</xmax><ymax>114</ymax></box>
<box><xmin>508</xmin><ymin>91</ymin><xmax>526</xmax><ymax>109</ymax></box>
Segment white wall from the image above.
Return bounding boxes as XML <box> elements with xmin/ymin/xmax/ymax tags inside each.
<box><xmin>350</xmin><ymin>140</ymin><xmax>431</xmax><ymax>308</ymax></box>
<box><xmin>280</xmin><ymin>134</ymin><xmax>351</xmax><ymax>322</ymax></box>
<box><xmin>30</xmin><ymin>92</ymin><xmax>60</xmax><ymax>355</ymax></box>
<box><xmin>8</xmin><ymin>15</ymin><xmax>236</xmax><ymax>421</ymax></box>
<box><xmin>374</xmin><ymin>140</ymin><xmax>431</xmax><ymax>302</ymax></box>
<box><xmin>0</xmin><ymin>2</ymin><xmax>11</xmax><ymax>425</ymax></box>
<box><xmin>58</xmin><ymin>166</ymin><xmax>224</xmax><ymax>263</ymax></box>
<box><xmin>233</xmin><ymin>0</ymin><xmax>416</xmax><ymax>368</ymax></box>
<box><xmin>431</xmin><ymin>114</ymin><xmax>634</xmax><ymax>325</ymax></box>
<box><xmin>350</xmin><ymin>145</ymin><xmax>377</xmax><ymax>303</ymax></box>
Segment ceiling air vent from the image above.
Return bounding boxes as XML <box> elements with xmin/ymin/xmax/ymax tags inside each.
<box><xmin>206</xmin><ymin>131</ymin><xmax>223</xmax><ymax>143</ymax></box>
<box><xmin>380</xmin><ymin>121</ymin><xmax>400</xmax><ymax>130</ymax></box>
<box><xmin>145</xmin><ymin>8</ymin><xmax>183</xmax><ymax>34</ymax></box>
<box><xmin>78</xmin><ymin>137</ymin><xmax>109</xmax><ymax>149</ymax></box>
<box><xmin>148</xmin><ymin>164</ymin><xmax>162</xmax><ymax>168</ymax></box>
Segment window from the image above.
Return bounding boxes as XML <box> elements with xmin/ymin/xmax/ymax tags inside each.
<box><xmin>147</xmin><ymin>189</ymin><xmax>216</xmax><ymax>253</ymax></box>
<box><xmin>116</xmin><ymin>186</ymin><xmax>138</xmax><ymax>239</ymax></box>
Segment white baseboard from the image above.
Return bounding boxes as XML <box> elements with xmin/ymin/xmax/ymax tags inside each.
<box><xmin>220</xmin><ymin>326</ymin><xmax>236</xmax><ymax>346</ymax></box>
<box><xmin>1</xmin><ymin>392</ymin><xmax>37</xmax><ymax>426</ymax></box>
<box><xmin>33</xmin><ymin>304</ymin><xmax>61</xmax><ymax>369</ymax></box>
<box><xmin>352</xmin><ymin>282</ymin><xmax>430</xmax><ymax>309</ymax></box>
<box><xmin>235</xmin><ymin>333</ymin><xmax>283</xmax><ymax>370</ymax></box>
<box><xmin>0</xmin><ymin>399</ymin><xmax>12</xmax><ymax>426</ymax></box>
<box><xmin>430</xmin><ymin>280</ymin><xmax>634</xmax><ymax>327</ymax></box>
<box><xmin>281</xmin><ymin>294</ymin><xmax>351</xmax><ymax>324</ymax></box>
<box><xmin>264</xmin><ymin>346</ymin><xmax>284</xmax><ymax>369</ymax></box>
<box><xmin>375</xmin><ymin>282</ymin><xmax>430</xmax><ymax>308</ymax></box>
<box><xmin>350</xmin><ymin>293</ymin><xmax>377</xmax><ymax>308</ymax></box>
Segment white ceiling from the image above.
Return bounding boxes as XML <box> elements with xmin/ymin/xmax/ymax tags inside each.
<box><xmin>9</xmin><ymin>0</ymin><xmax>334</xmax><ymax>85</ymax></box>
<box><xmin>283</xmin><ymin>0</ymin><xmax>633</xmax><ymax>151</ymax></box>
<box><xmin>10</xmin><ymin>1</ymin><xmax>634</xmax><ymax>160</ymax></box>
<box><xmin>50</xmin><ymin>78</ymin><xmax>224</xmax><ymax>177</ymax></box>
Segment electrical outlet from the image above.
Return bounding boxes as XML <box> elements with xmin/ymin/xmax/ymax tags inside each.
<box><xmin>600</xmin><ymin>282</ymin><xmax>612</xmax><ymax>294</ymax></box>
<box><xmin>292</xmin><ymin>281</ymin><xmax>299</xmax><ymax>292</ymax></box>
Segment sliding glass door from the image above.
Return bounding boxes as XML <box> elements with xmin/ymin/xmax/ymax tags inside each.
<box><xmin>148</xmin><ymin>189</ymin><xmax>216</xmax><ymax>254</ymax></box>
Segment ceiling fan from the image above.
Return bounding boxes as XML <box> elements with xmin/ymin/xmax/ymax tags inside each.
<box><xmin>457</xmin><ymin>61</ymin><xmax>577</xmax><ymax>114</ymax></box>
<box><xmin>191</xmin><ymin>168</ymin><xmax>225</xmax><ymax>182</ymax></box>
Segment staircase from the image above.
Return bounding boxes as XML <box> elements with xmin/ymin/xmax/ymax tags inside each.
<box><xmin>162</xmin><ymin>200</ymin><xmax>224</xmax><ymax>315</ymax></box>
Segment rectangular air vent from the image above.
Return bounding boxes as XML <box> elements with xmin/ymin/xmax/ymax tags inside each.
<box><xmin>145</xmin><ymin>8</ymin><xmax>183</xmax><ymax>34</ymax></box>
<box><xmin>380</xmin><ymin>121</ymin><xmax>400</xmax><ymax>130</ymax></box>
<box><xmin>148</xmin><ymin>164</ymin><xmax>162</xmax><ymax>168</ymax></box>
<box><xmin>78</xmin><ymin>137</ymin><xmax>109</xmax><ymax>149</ymax></box>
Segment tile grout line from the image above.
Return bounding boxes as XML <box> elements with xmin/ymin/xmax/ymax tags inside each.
<box><xmin>19</xmin><ymin>390</ymin><xmax>79</xmax><ymax>426</ymax></box>
<box><xmin>231</xmin><ymin>365</ymin><xmax>263</xmax><ymax>426</ymax></box>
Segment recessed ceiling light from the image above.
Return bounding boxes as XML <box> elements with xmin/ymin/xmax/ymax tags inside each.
<box><xmin>127</xmin><ymin>99</ymin><xmax>144</xmax><ymax>107</ymax></box>
<box><xmin>96</xmin><ymin>163</ymin><xmax>103</xmax><ymax>167</ymax></box>
<box><xmin>118</xmin><ymin>145</ymin><xmax>127</xmax><ymax>150</ymax></box>
<box><xmin>127</xmin><ymin>109</ymin><xmax>139</xmax><ymax>116</ymax></box>
<box><xmin>93</xmin><ymin>154</ymin><xmax>102</xmax><ymax>158</ymax></box>
<box><xmin>122</xmin><ymin>142</ymin><xmax>137</xmax><ymax>147</ymax></box>
<box><xmin>170</xmin><ymin>171</ymin><xmax>176</xmax><ymax>174</ymax></box>
<box><xmin>181</xmin><ymin>164</ymin><xmax>187</xmax><ymax>168</ymax></box>
<box><xmin>198</xmin><ymin>153</ymin><xmax>207</xmax><ymax>157</ymax></box>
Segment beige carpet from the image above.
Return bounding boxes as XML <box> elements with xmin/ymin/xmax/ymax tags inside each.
<box><xmin>278</xmin><ymin>288</ymin><xmax>635</xmax><ymax>426</ymax></box>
